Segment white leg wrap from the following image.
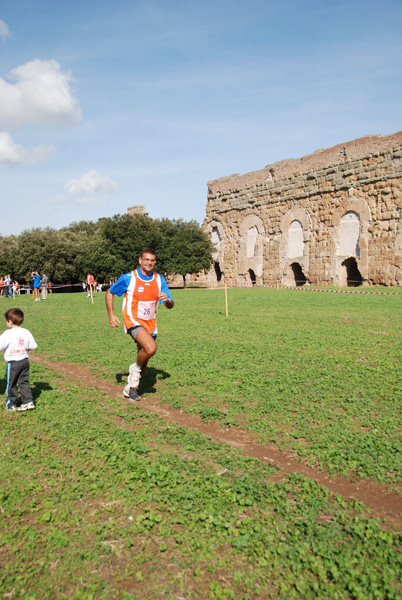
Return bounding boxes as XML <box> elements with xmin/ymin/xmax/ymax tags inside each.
<box><xmin>128</xmin><ymin>364</ymin><xmax>141</xmax><ymax>389</ymax></box>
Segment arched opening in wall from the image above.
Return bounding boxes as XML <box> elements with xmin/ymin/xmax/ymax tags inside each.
<box><xmin>211</xmin><ymin>226</ymin><xmax>221</xmax><ymax>257</ymax></box>
<box><xmin>341</xmin><ymin>257</ymin><xmax>363</xmax><ymax>287</ymax></box>
<box><xmin>291</xmin><ymin>263</ymin><xmax>307</xmax><ymax>286</ymax></box>
<box><xmin>214</xmin><ymin>262</ymin><xmax>222</xmax><ymax>283</ymax></box>
<box><xmin>288</xmin><ymin>220</ymin><xmax>304</xmax><ymax>258</ymax></box>
<box><xmin>339</xmin><ymin>212</ymin><xmax>360</xmax><ymax>257</ymax></box>
<box><xmin>248</xmin><ymin>269</ymin><xmax>256</xmax><ymax>285</ymax></box>
<box><xmin>247</xmin><ymin>226</ymin><xmax>258</xmax><ymax>258</ymax></box>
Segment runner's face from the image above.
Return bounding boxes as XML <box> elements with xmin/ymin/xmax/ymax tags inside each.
<box><xmin>139</xmin><ymin>253</ymin><xmax>156</xmax><ymax>275</ymax></box>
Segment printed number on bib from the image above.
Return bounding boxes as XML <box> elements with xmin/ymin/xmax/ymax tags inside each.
<box><xmin>137</xmin><ymin>301</ymin><xmax>156</xmax><ymax>321</ymax></box>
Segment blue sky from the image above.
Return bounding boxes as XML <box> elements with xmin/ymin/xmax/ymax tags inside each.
<box><xmin>1</xmin><ymin>0</ymin><xmax>401</xmax><ymax>235</ymax></box>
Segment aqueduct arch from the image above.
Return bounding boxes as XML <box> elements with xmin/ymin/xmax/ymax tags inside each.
<box><xmin>331</xmin><ymin>192</ymin><xmax>371</xmax><ymax>286</ymax></box>
<box><xmin>204</xmin><ymin>131</ymin><xmax>402</xmax><ymax>286</ymax></box>
<box><xmin>280</xmin><ymin>206</ymin><xmax>311</xmax><ymax>286</ymax></box>
<box><xmin>204</xmin><ymin>219</ymin><xmax>226</xmax><ymax>283</ymax></box>
<box><xmin>238</xmin><ymin>214</ymin><xmax>265</xmax><ymax>284</ymax></box>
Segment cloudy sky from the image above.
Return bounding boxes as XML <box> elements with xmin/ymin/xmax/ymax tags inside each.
<box><xmin>1</xmin><ymin>0</ymin><xmax>401</xmax><ymax>235</ymax></box>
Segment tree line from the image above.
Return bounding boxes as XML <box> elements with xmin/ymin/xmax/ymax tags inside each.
<box><xmin>0</xmin><ymin>214</ymin><xmax>214</xmax><ymax>287</ymax></box>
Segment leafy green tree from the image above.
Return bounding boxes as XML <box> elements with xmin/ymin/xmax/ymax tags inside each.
<box><xmin>0</xmin><ymin>215</ymin><xmax>213</xmax><ymax>287</ymax></box>
<box><xmin>12</xmin><ymin>228</ymin><xmax>82</xmax><ymax>284</ymax></box>
<box><xmin>0</xmin><ymin>235</ymin><xmax>18</xmax><ymax>278</ymax></box>
<box><xmin>161</xmin><ymin>219</ymin><xmax>213</xmax><ymax>287</ymax></box>
<box><xmin>152</xmin><ymin>218</ymin><xmax>179</xmax><ymax>274</ymax></box>
<box><xmin>67</xmin><ymin>220</ymin><xmax>113</xmax><ymax>282</ymax></box>
<box><xmin>97</xmin><ymin>214</ymin><xmax>162</xmax><ymax>277</ymax></box>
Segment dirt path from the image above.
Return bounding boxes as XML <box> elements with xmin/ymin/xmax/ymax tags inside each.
<box><xmin>31</xmin><ymin>355</ymin><xmax>402</xmax><ymax>528</ymax></box>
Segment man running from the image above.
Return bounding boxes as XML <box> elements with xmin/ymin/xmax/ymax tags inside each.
<box><xmin>105</xmin><ymin>248</ymin><xmax>174</xmax><ymax>401</ymax></box>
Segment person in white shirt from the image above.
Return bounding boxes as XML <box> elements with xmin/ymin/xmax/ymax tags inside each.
<box><xmin>0</xmin><ymin>308</ymin><xmax>38</xmax><ymax>411</ymax></box>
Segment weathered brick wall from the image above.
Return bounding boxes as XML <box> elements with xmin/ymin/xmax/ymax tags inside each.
<box><xmin>203</xmin><ymin>131</ymin><xmax>402</xmax><ymax>286</ymax></box>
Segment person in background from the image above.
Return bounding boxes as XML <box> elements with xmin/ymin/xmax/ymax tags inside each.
<box><xmin>86</xmin><ymin>273</ymin><xmax>94</xmax><ymax>298</ymax></box>
<box><xmin>40</xmin><ymin>273</ymin><xmax>49</xmax><ymax>300</ymax></box>
<box><xmin>31</xmin><ymin>271</ymin><xmax>41</xmax><ymax>302</ymax></box>
<box><xmin>3</xmin><ymin>275</ymin><xmax>11</xmax><ymax>299</ymax></box>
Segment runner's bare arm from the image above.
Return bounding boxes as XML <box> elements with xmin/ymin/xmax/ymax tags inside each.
<box><xmin>105</xmin><ymin>289</ymin><xmax>121</xmax><ymax>327</ymax></box>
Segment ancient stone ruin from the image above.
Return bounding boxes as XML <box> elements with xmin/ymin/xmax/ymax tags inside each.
<box><xmin>203</xmin><ymin>131</ymin><xmax>402</xmax><ymax>287</ymax></box>
<box><xmin>127</xmin><ymin>205</ymin><xmax>148</xmax><ymax>216</ymax></box>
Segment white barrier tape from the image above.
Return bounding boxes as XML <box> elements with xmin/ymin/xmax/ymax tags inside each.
<box><xmin>224</xmin><ymin>281</ymin><xmax>402</xmax><ymax>296</ymax></box>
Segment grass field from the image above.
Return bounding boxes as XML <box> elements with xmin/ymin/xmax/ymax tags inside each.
<box><xmin>0</xmin><ymin>288</ymin><xmax>401</xmax><ymax>599</ymax></box>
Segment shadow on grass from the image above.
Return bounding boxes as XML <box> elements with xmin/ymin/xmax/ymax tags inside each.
<box><xmin>115</xmin><ymin>367</ymin><xmax>171</xmax><ymax>394</ymax></box>
<box><xmin>0</xmin><ymin>378</ymin><xmax>52</xmax><ymax>402</ymax></box>
<box><xmin>31</xmin><ymin>381</ymin><xmax>53</xmax><ymax>401</ymax></box>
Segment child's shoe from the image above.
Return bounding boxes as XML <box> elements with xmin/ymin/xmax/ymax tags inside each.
<box><xmin>6</xmin><ymin>404</ymin><xmax>18</xmax><ymax>411</ymax></box>
<box><xmin>18</xmin><ymin>401</ymin><xmax>35</xmax><ymax>411</ymax></box>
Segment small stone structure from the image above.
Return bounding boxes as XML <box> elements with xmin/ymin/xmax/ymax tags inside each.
<box><xmin>127</xmin><ymin>205</ymin><xmax>148</xmax><ymax>216</ymax></box>
<box><xmin>203</xmin><ymin>131</ymin><xmax>402</xmax><ymax>286</ymax></box>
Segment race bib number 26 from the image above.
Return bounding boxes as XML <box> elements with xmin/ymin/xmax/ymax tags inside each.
<box><xmin>137</xmin><ymin>301</ymin><xmax>156</xmax><ymax>321</ymax></box>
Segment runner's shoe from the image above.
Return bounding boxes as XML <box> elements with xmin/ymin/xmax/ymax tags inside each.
<box><xmin>18</xmin><ymin>401</ymin><xmax>35</xmax><ymax>411</ymax></box>
<box><xmin>123</xmin><ymin>384</ymin><xmax>141</xmax><ymax>402</ymax></box>
<box><xmin>128</xmin><ymin>364</ymin><xmax>141</xmax><ymax>389</ymax></box>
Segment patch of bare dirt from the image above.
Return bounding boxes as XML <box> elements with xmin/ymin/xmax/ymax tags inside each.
<box><xmin>31</xmin><ymin>355</ymin><xmax>402</xmax><ymax>528</ymax></box>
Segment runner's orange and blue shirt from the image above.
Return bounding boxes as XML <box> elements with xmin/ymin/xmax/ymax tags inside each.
<box><xmin>109</xmin><ymin>269</ymin><xmax>173</xmax><ymax>337</ymax></box>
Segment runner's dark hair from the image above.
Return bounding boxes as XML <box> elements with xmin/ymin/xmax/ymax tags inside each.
<box><xmin>140</xmin><ymin>248</ymin><xmax>156</xmax><ymax>258</ymax></box>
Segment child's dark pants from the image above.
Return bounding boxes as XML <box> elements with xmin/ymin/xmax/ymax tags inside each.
<box><xmin>6</xmin><ymin>358</ymin><xmax>33</xmax><ymax>409</ymax></box>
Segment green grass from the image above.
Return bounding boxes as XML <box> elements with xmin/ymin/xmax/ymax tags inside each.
<box><xmin>0</xmin><ymin>289</ymin><xmax>401</xmax><ymax>599</ymax></box>
<box><xmin>13</xmin><ymin>287</ymin><xmax>402</xmax><ymax>483</ymax></box>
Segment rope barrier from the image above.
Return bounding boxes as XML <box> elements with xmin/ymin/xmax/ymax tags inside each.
<box><xmin>16</xmin><ymin>282</ymin><xmax>105</xmax><ymax>293</ymax></box>
<box><xmin>50</xmin><ymin>283</ymin><xmax>86</xmax><ymax>289</ymax></box>
<box><xmin>223</xmin><ymin>281</ymin><xmax>402</xmax><ymax>295</ymax></box>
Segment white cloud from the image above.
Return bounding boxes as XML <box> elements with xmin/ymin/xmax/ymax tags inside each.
<box><xmin>54</xmin><ymin>170</ymin><xmax>118</xmax><ymax>205</ymax></box>
<box><xmin>0</xmin><ymin>20</ymin><xmax>10</xmax><ymax>41</ymax></box>
<box><xmin>0</xmin><ymin>59</ymin><xmax>82</xmax><ymax>129</ymax></box>
<box><xmin>64</xmin><ymin>170</ymin><xmax>117</xmax><ymax>195</ymax></box>
<box><xmin>0</xmin><ymin>131</ymin><xmax>54</xmax><ymax>164</ymax></box>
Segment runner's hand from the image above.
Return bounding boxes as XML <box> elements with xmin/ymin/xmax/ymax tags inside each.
<box><xmin>109</xmin><ymin>314</ymin><xmax>121</xmax><ymax>328</ymax></box>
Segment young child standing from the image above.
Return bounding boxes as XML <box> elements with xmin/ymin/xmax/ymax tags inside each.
<box><xmin>0</xmin><ymin>308</ymin><xmax>37</xmax><ymax>411</ymax></box>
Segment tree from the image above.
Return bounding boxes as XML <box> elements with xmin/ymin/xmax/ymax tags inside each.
<box><xmin>0</xmin><ymin>235</ymin><xmax>18</xmax><ymax>277</ymax></box>
<box><xmin>0</xmin><ymin>215</ymin><xmax>214</xmax><ymax>287</ymax></box>
<box><xmin>11</xmin><ymin>228</ymin><xmax>82</xmax><ymax>283</ymax></box>
<box><xmin>161</xmin><ymin>220</ymin><xmax>213</xmax><ymax>287</ymax></box>
<box><xmin>99</xmin><ymin>214</ymin><xmax>161</xmax><ymax>277</ymax></box>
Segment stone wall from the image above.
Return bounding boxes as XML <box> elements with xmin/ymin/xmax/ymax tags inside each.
<box><xmin>203</xmin><ymin>131</ymin><xmax>402</xmax><ymax>286</ymax></box>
